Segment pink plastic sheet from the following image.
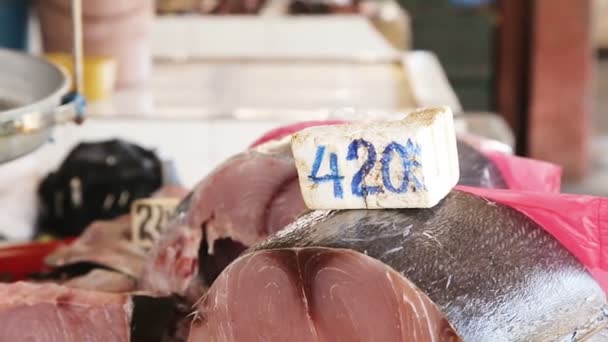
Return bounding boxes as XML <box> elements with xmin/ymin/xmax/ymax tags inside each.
<box><xmin>249</xmin><ymin>120</ymin><xmax>346</xmax><ymax>148</ymax></box>
<box><xmin>250</xmin><ymin>120</ymin><xmax>562</xmax><ymax>192</ymax></box>
<box><xmin>456</xmin><ymin>185</ymin><xmax>608</xmax><ymax>293</ymax></box>
<box><xmin>485</xmin><ymin>151</ymin><xmax>562</xmax><ymax>192</ymax></box>
<box><xmin>458</xmin><ymin>133</ymin><xmax>562</xmax><ymax>192</ymax></box>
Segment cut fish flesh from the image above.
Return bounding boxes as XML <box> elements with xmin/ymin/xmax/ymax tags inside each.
<box><xmin>0</xmin><ymin>282</ymin><xmax>131</xmax><ymax>342</ymax></box>
<box><xmin>189</xmin><ymin>247</ymin><xmax>461</xmax><ymax>342</ymax></box>
<box><xmin>0</xmin><ymin>281</ymin><xmax>184</xmax><ymax>342</ymax></box>
<box><xmin>63</xmin><ymin>269</ymin><xmax>136</xmax><ymax>293</ymax></box>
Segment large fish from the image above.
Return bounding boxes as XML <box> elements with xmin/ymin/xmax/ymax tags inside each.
<box><xmin>142</xmin><ymin>137</ymin><xmax>510</xmax><ymax>297</ymax></box>
<box><xmin>190</xmin><ymin>191</ymin><xmax>608</xmax><ymax>341</ymax></box>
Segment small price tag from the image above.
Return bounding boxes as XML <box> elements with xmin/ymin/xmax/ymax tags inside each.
<box><xmin>131</xmin><ymin>198</ymin><xmax>180</xmax><ymax>248</ymax></box>
<box><xmin>291</xmin><ymin>107</ymin><xmax>460</xmax><ymax>209</ymax></box>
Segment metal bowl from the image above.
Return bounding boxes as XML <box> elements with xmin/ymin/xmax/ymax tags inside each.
<box><xmin>0</xmin><ymin>48</ymin><xmax>74</xmax><ymax>163</ymax></box>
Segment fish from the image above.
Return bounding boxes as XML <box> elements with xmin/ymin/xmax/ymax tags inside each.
<box><xmin>192</xmin><ymin>191</ymin><xmax>608</xmax><ymax>341</ymax></box>
<box><xmin>45</xmin><ymin>215</ymin><xmax>147</xmax><ymax>279</ymax></box>
<box><xmin>140</xmin><ymin>212</ymin><xmax>202</xmax><ymax>297</ymax></box>
<box><xmin>143</xmin><ymin>139</ymin><xmax>306</xmax><ymax>295</ymax></box>
<box><xmin>45</xmin><ymin>185</ymin><xmax>190</xmax><ymax>283</ymax></box>
<box><xmin>143</xmin><ymin>136</ymin><xmax>510</xmax><ymax>297</ymax></box>
<box><xmin>0</xmin><ymin>281</ymin><xmax>184</xmax><ymax>342</ymax></box>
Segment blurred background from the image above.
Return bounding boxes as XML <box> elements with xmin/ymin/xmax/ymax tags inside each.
<box><xmin>0</xmin><ymin>0</ymin><xmax>606</xmax><ymax>241</ymax></box>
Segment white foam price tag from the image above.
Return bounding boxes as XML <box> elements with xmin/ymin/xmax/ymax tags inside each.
<box><xmin>291</xmin><ymin>106</ymin><xmax>459</xmax><ymax>209</ymax></box>
<box><xmin>131</xmin><ymin>198</ymin><xmax>180</xmax><ymax>248</ymax></box>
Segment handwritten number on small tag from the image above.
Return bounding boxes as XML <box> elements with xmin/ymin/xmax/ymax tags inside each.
<box><xmin>347</xmin><ymin>139</ymin><xmax>382</xmax><ymax>197</ymax></box>
<box><xmin>308</xmin><ymin>138</ymin><xmax>425</xmax><ymax>198</ymax></box>
<box><xmin>380</xmin><ymin>143</ymin><xmax>405</xmax><ymax>193</ymax></box>
<box><xmin>136</xmin><ymin>204</ymin><xmax>155</xmax><ymax>244</ymax></box>
<box><xmin>308</xmin><ymin>145</ymin><xmax>345</xmax><ymax>199</ymax></box>
<box><xmin>131</xmin><ymin>198</ymin><xmax>179</xmax><ymax>248</ymax></box>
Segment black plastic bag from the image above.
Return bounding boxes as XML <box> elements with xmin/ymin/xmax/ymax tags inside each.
<box><xmin>37</xmin><ymin>139</ymin><xmax>163</xmax><ymax>237</ymax></box>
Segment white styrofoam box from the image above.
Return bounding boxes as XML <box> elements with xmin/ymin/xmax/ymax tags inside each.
<box><xmin>152</xmin><ymin>15</ymin><xmax>397</xmax><ymax>60</ymax></box>
<box><xmin>88</xmin><ymin>61</ymin><xmax>418</xmax><ymax>120</ymax></box>
<box><xmin>292</xmin><ymin>106</ymin><xmax>459</xmax><ymax>209</ymax></box>
<box><xmin>87</xmin><ymin>51</ymin><xmax>461</xmax><ymax>123</ymax></box>
<box><xmin>403</xmin><ymin>51</ymin><xmax>462</xmax><ymax>113</ymax></box>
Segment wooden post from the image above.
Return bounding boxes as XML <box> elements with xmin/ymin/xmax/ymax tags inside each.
<box><xmin>497</xmin><ymin>0</ymin><xmax>532</xmax><ymax>155</ymax></box>
<box><xmin>528</xmin><ymin>0</ymin><xmax>593</xmax><ymax>180</ymax></box>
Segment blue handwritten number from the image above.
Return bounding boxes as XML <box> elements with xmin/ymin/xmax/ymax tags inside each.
<box><xmin>347</xmin><ymin>139</ymin><xmax>382</xmax><ymax>197</ymax></box>
<box><xmin>380</xmin><ymin>139</ymin><xmax>425</xmax><ymax>193</ymax></box>
<box><xmin>308</xmin><ymin>145</ymin><xmax>344</xmax><ymax>198</ymax></box>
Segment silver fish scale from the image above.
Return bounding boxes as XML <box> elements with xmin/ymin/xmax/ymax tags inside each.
<box><xmin>455</xmin><ymin>141</ymin><xmax>508</xmax><ymax>189</ymax></box>
<box><xmin>252</xmin><ymin>191</ymin><xmax>608</xmax><ymax>341</ymax></box>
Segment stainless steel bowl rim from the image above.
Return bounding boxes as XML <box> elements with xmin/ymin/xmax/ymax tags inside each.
<box><xmin>0</xmin><ymin>49</ymin><xmax>71</xmax><ymax>120</ymax></box>
<box><xmin>0</xmin><ymin>49</ymin><xmax>73</xmax><ymax>164</ymax></box>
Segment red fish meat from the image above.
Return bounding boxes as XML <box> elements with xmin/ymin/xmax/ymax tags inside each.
<box><xmin>0</xmin><ymin>281</ymin><xmax>185</xmax><ymax>342</ymax></box>
<box><xmin>0</xmin><ymin>282</ymin><xmax>131</xmax><ymax>341</ymax></box>
<box><xmin>188</xmin><ymin>247</ymin><xmax>461</xmax><ymax>342</ymax></box>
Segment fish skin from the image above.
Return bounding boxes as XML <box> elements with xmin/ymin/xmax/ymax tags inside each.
<box><xmin>456</xmin><ymin>140</ymin><xmax>507</xmax><ymax>189</ymax></box>
<box><xmin>250</xmin><ymin>191</ymin><xmax>608</xmax><ymax>341</ymax></box>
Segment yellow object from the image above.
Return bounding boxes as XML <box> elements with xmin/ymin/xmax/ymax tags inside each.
<box><xmin>36</xmin><ymin>234</ymin><xmax>56</xmax><ymax>243</ymax></box>
<box><xmin>45</xmin><ymin>53</ymin><xmax>117</xmax><ymax>102</ymax></box>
